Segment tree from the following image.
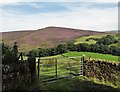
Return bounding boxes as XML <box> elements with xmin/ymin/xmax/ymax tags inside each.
<box><xmin>2</xmin><ymin>42</ymin><xmax>18</xmax><ymax>64</ymax></box>
<box><xmin>110</xmin><ymin>46</ymin><xmax>120</xmax><ymax>56</ymax></box>
<box><xmin>96</xmin><ymin>35</ymin><xmax>118</xmax><ymax>45</ymax></box>
<box><xmin>106</xmin><ymin>35</ymin><xmax>114</xmax><ymax>41</ymax></box>
<box><xmin>89</xmin><ymin>44</ymin><xmax>100</xmax><ymax>52</ymax></box>
<box><xmin>56</xmin><ymin>44</ymin><xmax>67</xmax><ymax>54</ymax></box>
<box><xmin>76</xmin><ymin>43</ymin><xmax>89</xmax><ymax>52</ymax></box>
<box><xmin>67</xmin><ymin>42</ymin><xmax>76</xmax><ymax>51</ymax></box>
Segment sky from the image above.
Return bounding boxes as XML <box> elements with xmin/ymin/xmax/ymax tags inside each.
<box><xmin>0</xmin><ymin>0</ymin><xmax>119</xmax><ymax>32</ymax></box>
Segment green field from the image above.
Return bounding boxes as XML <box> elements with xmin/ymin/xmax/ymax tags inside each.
<box><xmin>63</xmin><ymin>52</ymin><xmax>119</xmax><ymax>62</ymax></box>
<box><xmin>21</xmin><ymin>51</ymin><xmax>120</xmax><ymax>90</ymax></box>
<box><xmin>36</xmin><ymin>51</ymin><xmax>119</xmax><ymax>89</ymax></box>
<box><xmin>74</xmin><ymin>34</ymin><xmax>119</xmax><ymax>47</ymax></box>
<box><xmin>39</xmin><ymin>51</ymin><xmax>119</xmax><ymax>62</ymax></box>
<box><xmin>23</xmin><ymin>51</ymin><xmax>119</xmax><ymax>62</ymax></box>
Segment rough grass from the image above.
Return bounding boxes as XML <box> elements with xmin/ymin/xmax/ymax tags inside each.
<box><xmin>34</xmin><ymin>76</ymin><xmax>120</xmax><ymax>91</ymax></box>
<box><xmin>63</xmin><ymin>52</ymin><xmax>119</xmax><ymax>62</ymax></box>
<box><xmin>21</xmin><ymin>51</ymin><xmax>120</xmax><ymax>91</ymax></box>
<box><xmin>23</xmin><ymin>51</ymin><xmax>119</xmax><ymax>62</ymax></box>
<box><xmin>74</xmin><ymin>34</ymin><xmax>119</xmax><ymax>47</ymax></box>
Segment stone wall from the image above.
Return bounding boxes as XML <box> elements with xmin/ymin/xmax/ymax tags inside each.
<box><xmin>84</xmin><ymin>60</ymin><xmax>120</xmax><ymax>86</ymax></box>
<box><xmin>2</xmin><ymin>60</ymin><xmax>31</xmax><ymax>90</ymax></box>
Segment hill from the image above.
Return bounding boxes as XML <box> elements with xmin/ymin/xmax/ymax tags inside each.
<box><xmin>74</xmin><ymin>34</ymin><xmax>118</xmax><ymax>46</ymax></box>
<box><xmin>2</xmin><ymin>26</ymin><xmax>105</xmax><ymax>51</ymax></box>
<box><xmin>104</xmin><ymin>30</ymin><xmax>119</xmax><ymax>34</ymax></box>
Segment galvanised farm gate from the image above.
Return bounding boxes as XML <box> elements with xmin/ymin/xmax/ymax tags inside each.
<box><xmin>37</xmin><ymin>55</ymin><xmax>85</xmax><ymax>82</ymax></box>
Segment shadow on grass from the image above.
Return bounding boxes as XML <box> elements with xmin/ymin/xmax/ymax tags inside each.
<box><xmin>2</xmin><ymin>77</ymin><xmax>120</xmax><ymax>92</ymax></box>
<box><xmin>71</xmin><ymin>80</ymin><xmax>120</xmax><ymax>92</ymax></box>
<box><xmin>40</xmin><ymin>77</ymin><xmax>120</xmax><ymax>92</ymax></box>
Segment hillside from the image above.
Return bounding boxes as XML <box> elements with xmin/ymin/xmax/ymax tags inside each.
<box><xmin>2</xmin><ymin>26</ymin><xmax>105</xmax><ymax>51</ymax></box>
<box><xmin>104</xmin><ymin>30</ymin><xmax>119</xmax><ymax>34</ymax></box>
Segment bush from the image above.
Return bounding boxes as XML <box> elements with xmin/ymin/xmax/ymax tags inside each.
<box><xmin>2</xmin><ymin>42</ymin><xmax>18</xmax><ymax>64</ymax></box>
<box><xmin>96</xmin><ymin>35</ymin><xmax>118</xmax><ymax>45</ymax></box>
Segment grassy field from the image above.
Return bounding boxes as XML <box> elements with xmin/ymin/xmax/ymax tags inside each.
<box><xmin>23</xmin><ymin>51</ymin><xmax>119</xmax><ymax>62</ymax></box>
<box><xmin>21</xmin><ymin>51</ymin><xmax>120</xmax><ymax>90</ymax></box>
<box><xmin>18</xmin><ymin>76</ymin><xmax>120</xmax><ymax>91</ymax></box>
<box><xmin>40</xmin><ymin>76</ymin><xmax>120</xmax><ymax>91</ymax></box>
<box><xmin>74</xmin><ymin>34</ymin><xmax>119</xmax><ymax>47</ymax></box>
<box><xmin>63</xmin><ymin>52</ymin><xmax>119</xmax><ymax>62</ymax></box>
<box><xmin>38</xmin><ymin>51</ymin><xmax>119</xmax><ymax>62</ymax></box>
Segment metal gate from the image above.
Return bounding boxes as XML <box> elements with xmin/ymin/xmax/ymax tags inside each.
<box><xmin>37</xmin><ymin>55</ymin><xmax>85</xmax><ymax>82</ymax></box>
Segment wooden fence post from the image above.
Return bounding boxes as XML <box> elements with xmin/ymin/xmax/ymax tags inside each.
<box><xmin>82</xmin><ymin>55</ymin><xmax>85</xmax><ymax>76</ymax></box>
<box><xmin>27</xmin><ymin>53</ymin><xmax>36</xmax><ymax>83</ymax></box>
<box><xmin>38</xmin><ymin>59</ymin><xmax>40</xmax><ymax>81</ymax></box>
<box><xmin>55</xmin><ymin>59</ymin><xmax>57</xmax><ymax>79</ymax></box>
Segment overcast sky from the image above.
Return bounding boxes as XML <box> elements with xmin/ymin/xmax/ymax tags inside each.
<box><xmin>0</xmin><ymin>0</ymin><xmax>119</xmax><ymax>32</ymax></box>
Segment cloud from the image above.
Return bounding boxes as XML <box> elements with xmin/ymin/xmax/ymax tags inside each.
<box><xmin>1</xmin><ymin>2</ymin><xmax>70</xmax><ymax>14</ymax></box>
<box><xmin>0</xmin><ymin>0</ymin><xmax>119</xmax><ymax>3</ymax></box>
<box><xmin>0</xmin><ymin>2</ymin><xmax>118</xmax><ymax>32</ymax></box>
<box><xmin>27</xmin><ymin>3</ymin><xmax>43</xmax><ymax>9</ymax></box>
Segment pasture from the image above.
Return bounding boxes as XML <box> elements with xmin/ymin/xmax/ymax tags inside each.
<box><xmin>74</xmin><ymin>34</ymin><xmax>119</xmax><ymax>47</ymax></box>
<box><xmin>63</xmin><ymin>52</ymin><xmax>119</xmax><ymax>62</ymax></box>
<box><xmin>22</xmin><ymin>51</ymin><xmax>119</xmax><ymax>62</ymax></box>
<box><xmin>40</xmin><ymin>51</ymin><xmax>119</xmax><ymax>62</ymax></box>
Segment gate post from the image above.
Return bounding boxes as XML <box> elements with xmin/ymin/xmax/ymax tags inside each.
<box><xmin>55</xmin><ymin>59</ymin><xmax>57</xmax><ymax>79</ymax></box>
<box><xmin>80</xmin><ymin>55</ymin><xmax>85</xmax><ymax>76</ymax></box>
<box><xmin>82</xmin><ymin>55</ymin><xmax>85</xmax><ymax>76</ymax></box>
<box><xmin>27</xmin><ymin>52</ymin><xmax>36</xmax><ymax>83</ymax></box>
<box><xmin>38</xmin><ymin>59</ymin><xmax>40</xmax><ymax>81</ymax></box>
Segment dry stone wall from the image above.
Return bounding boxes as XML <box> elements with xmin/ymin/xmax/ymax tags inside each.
<box><xmin>84</xmin><ymin>60</ymin><xmax>120</xmax><ymax>86</ymax></box>
<box><xmin>2</xmin><ymin>60</ymin><xmax>31</xmax><ymax>90</ymax></box>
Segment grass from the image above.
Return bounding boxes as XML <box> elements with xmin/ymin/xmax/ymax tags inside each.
<box><xmin>74</xmin><ymin>34</ymin><xmax>119</xmax><ymax>47</ymax></box>
<box><xmin>39</xmin><ymin>76</ymin><xmax>120</xmax><ymax>91</ymax></box>
<box><xmin>22</xmin><ymin>51</ymin><xmax>119</xmax><ymax>62</ymax></box>
<box><xmin>34</xmin><ymin>51</ymin><xmax>119</xmax><ymax>85</ymax></box>
<box><xmin>36</xmin><ymin>56</ymin><xmax>81</xmax><ymax>81</ymax></box>
<box><xmin>15</xmin><ymin>76</ymin><xmax>120</xmax><ymax>91</ymax></box>
<box><xmin>63</xmin><ymin>52</ymin><xmax>119</xmax><ymax>62</ymax></box>
<box><xmin>20</xmin><ymin>51</ymin><xmax>120</xmax><ymax>91</ymax></box>
<box><xmin>74</xmin><ymin>34</ymin><xmax>109</xmax><ymax>44</ymax></box>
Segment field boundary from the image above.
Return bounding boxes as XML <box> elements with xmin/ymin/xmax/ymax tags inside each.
<box><xmin>37</xmin><ymin>55</ymin><xmax>85</xmax><ymax>83</ymax></box>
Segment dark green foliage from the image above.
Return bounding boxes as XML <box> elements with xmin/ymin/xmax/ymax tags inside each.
<box><xmin>114</xmin><ymin>39</ymin><xmax>118</xmax><ymax>43</ymax></box>
<box><xmin>67</xmin><ymin>42</ymin><xmax>76</xmax><ymax>51</ymax></box>
<box><xmin>89</xmin><ymin>44</ymin><xmax>100</xmax><ymax>52</ymax></box>
<box><xmin>98</xmin><ymin>44</ymin><xmax>111</xmax><ymax>54</ymax></box>
<box><xmin>25</xmin><ymin>35</ymin><xmax>119</xmax><ymax>57</ymax></box>
<box><xmin>86</xmin><ymin>38</ymin><xmax>100</xmax><ymax>41</ymax></box>
<box><xmin>86</xmin><ymin>39</ymin><xmax>89</xmax><ymax>41</ymax></box>
<box><xmin>110</xmin><ymin>46</ymin><xmax>120</xmax><ymax>56</ymax></box>
<box><xmin>76</xmin><ymin>43</ymin><xmax>89</xmax><ymax>52</ymax></box>
<box><xmin>13</xmin><ymin>42</ymin><xmax>18</xmax><ymax>59</ymax></box>
<box><xmin>38</xmin><ymin>48</ymin><xmax>45</xmax><ymax>57</ymax></box>
<box><xmin>96</xmin><ymin>35</ymin><xmax>118</xmax><ymax>45</ymax></box>
<box><xmin>27</xmin><ymin>43</ymin><xmax>120</xmax><ymax>57</ymax></box>
<box><xmin>2</xmin><ymin>42</ymin><xmax>18</xmax><ymax>64</ymax></box>
<box><xmin>56</xmin><ymin>44</ymin><xmax>67</xmax><ymax>54</ymax></box>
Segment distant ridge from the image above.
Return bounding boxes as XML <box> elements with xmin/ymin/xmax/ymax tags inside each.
<box><xmin>104</xmin><ymin>30</ymin><xmax>119</xmax><ymax>34</ymax></box>
<box><xmin>2</xmin><ymin>26</ymin><xmax>106</xmax><ymax>51</ymax></box>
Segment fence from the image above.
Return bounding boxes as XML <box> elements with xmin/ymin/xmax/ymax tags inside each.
<box><xmin>37</xmin><ymin>55</ymin><xmax>85</xmax><ymax>82</ymax></box>
<box><xmin>2</xmin><ymin>54</ymin><xmax>85</xmax><ymax>90</ymax></box>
